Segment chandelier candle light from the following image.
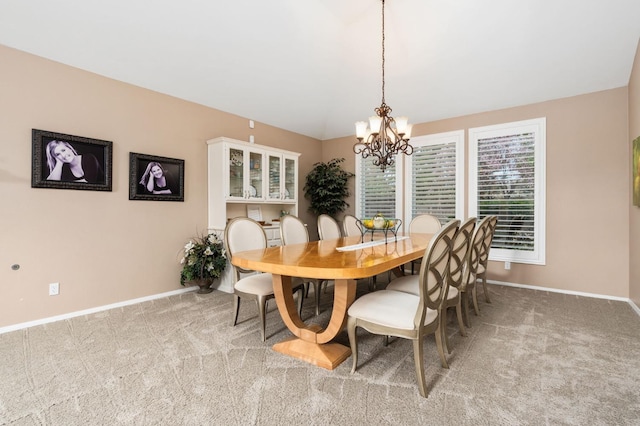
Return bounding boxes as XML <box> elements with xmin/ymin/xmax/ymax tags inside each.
<box><xmin>354</xmin><ymin>0</ymin><xmax>413</xmax><ymax>171</ymax></box>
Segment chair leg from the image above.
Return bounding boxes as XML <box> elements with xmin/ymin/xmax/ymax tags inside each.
<box><xmin>435</xmin><ymin>318</ymin><xmax>449</xmax><ymax>369</ymax></box>
<box><xmin>461</xmin><ymin>291</ymin><xmax>471</xmax><ymax>328</ymax></box>
<box><xmin>347</xmin><ymin>317</ymin><xmax>358</xmax><ymax>374</ymax></box>
<box><xmin>314</xmin><ymin>280</ymin><xmax>322</xmax><ymax>316</ymax></box>
<box><xmin>257</xmin><ymin>295</ymin><xmax>268</xmax><ymax>342</ymax></box>
<box><xmin>455</xmin><ymin>299</ymin><xmax>466</xmax><ymax>337</ymax></box>
<box><xmin>232</xmin><ymin>294</ymin><xmax>241</xmax><ymax>326</ymax></box>
<box><xmin>481</xmin><ymin>274</ymin><xmax>492</xmax><ymax>303</ymax></box>
<box><xmin>471</xmin><ymin>284</ymin><xmax>480</xmax><ymax>316</ymax></box>
<box><xmin>412</xmin><ymin>336</ymin><xmax>428</xmax><ymax>398</ymax></box>
<box><xmin>296</xmin><ymin>286</ymin><xmax>304</xmax><ymax>317</ymax></box>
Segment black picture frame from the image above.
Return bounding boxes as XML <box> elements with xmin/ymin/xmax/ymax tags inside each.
<box><xmin>31</xmin><ymin>129</ymin><xmax>113</xmax><ymax>191</ymax></box>
<box><xmin>129</xmin><ymin>152</ymin><xmax>185</xmax><ymax>201</ymax></box>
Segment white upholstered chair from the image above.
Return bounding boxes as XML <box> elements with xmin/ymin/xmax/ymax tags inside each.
<box><xmin>476</xmin><ymin>215</ymin><xmax>498</xmax><ymax>305</ymax></box>
<box><xmin>408</xmin><ymin>213</ymin><xmax>442</xmax><ymax>274</ymax></box>
<box><xmin>280</xmin><ymin>215</ymin><xmax>327</xmax><ymax>315</ymax></box>
<box><xmin>317</xmin><ymin>214</ymin><xmax>342</xmax><ymax>240</ymax></box>
<box><xmin>225</xmin><ymin>217</ymin><xmax>304</xmax><ymax>342</ymax></box>
<box><xmin>388</xmin><ymin>217</ymin><xmax>476</xmax><ymax>352</ymax></box>
<box><xmin>342</xmin><ymin>214</ymin><xmax>363</xmax><ymax>237</ymax></box>
<box><xmin>460</xmin><ymin>216</ymin><xmax>491</xmax><ymax>327</ymax></box>
<box><xmin>347</xmin><ymin>219</ymin><xmax>459</xmax><ymax>398</ymax></box>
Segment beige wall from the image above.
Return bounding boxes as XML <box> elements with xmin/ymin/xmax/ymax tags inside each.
<box><xmin>0</xmin><ymin>45</ymin><xmax>321</xmax><ymax>328</ymax></box>
<box><xmin>2</xmin><ymin>39</ymin><xmax>637</xmax><ymax>329</ymax></box>
<box><xmin>630</xmin><ymin>40</ymin><xmax>640</xmax><ymax>307</ymax></box>
<box><xmin>324</xmin><ymin>88</ymin><xmax>630</xmax><ymax>298</ymax></box>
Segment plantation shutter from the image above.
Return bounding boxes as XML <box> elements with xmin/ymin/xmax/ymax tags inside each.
<box><xmin>356</xmin><ymin>155</ymin><xmax>399</xmax><ymax>219</ymax></box>
<box><xmin>409</xmin><ymin>141</ymin><xmax>457</xmax><ymax>224</ymax></box>
<box><xmin>476</xmin><ymin>133</ymin><xmax>535</xmax><ymax>251</ymax></box>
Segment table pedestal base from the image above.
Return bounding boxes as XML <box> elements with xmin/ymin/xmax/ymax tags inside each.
<box><xmin>273</xmin><ymin>337</ymin><xmax>351</xmax><ymax>370</ymax></box>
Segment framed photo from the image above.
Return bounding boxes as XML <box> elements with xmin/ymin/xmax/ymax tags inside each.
<box><xmin>129</xmin><ymin>152</ymin><xmax>184</xmax><ymax>201</ymax></box>
<box><xmin>31</xmin><ymin>129</ymin><xmax>112</xmax><ymax>191</ymax></box>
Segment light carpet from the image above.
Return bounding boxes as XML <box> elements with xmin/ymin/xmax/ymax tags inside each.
<box><xmin>1</xmin><ymin>280</ymin><xmax>639</xmax><ymax>425</ymax></box>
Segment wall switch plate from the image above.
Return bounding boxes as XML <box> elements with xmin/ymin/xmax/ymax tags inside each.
<box><xmin>249</xmin><ymin>135</ymin><xmax>255</xmax><ymax>144</ymax></box>
<box><xmin>49</xmin><ymin>282</ymin><xmax>59</xmax><ymax>296</ymax></box>
<box><xmin>504</xmin><ymin>261</ymin><xmax>511</xmax><ymax>270</ymax></box>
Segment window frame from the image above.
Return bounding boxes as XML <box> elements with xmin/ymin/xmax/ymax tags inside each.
<box><xmin>468</xmin><ymin>117</ymin><xmax>546</xmax><ymax>265</ymax></box>
<box><xmin>403</xmin><ymin>130</ymin><xmax>465</xmax><ymax>228</ymax></box>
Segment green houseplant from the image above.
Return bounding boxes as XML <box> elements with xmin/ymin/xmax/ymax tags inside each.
<box><xmin>304</xmin><ymin>158</ymin><xmax>355</xmax><ymax>217</ymax></box>
<box><xmin>180</xmin><ymin>232</ymin><xmax>227</xmax><ymax>294</ymax></box>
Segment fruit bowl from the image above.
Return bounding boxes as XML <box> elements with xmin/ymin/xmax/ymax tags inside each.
<box><xmin>360</xmin><ymin>218</ymin><xmax>399</xmax><ymax>230</ymax></box>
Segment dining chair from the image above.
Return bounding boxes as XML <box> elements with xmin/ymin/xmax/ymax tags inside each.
<box><xmin>408</xmin><ymin>213</ymin><xmax>443</xmax><ymax>274</ymax></box>
<box><xmin>342</xmin><ymin>214</ymin><xmax>363</xmax><ymax>237</ymax></box>
<box><xmin>225</xmin><ymin>217</ymin><xmax>305</xmax><ymax>342</ymax></box>
<box><xmin>387</xmin><ymin>217</ymin><xmax>476</xmax><ymax>352</ymax></box>
<box><xmin>460</xmin><ymin>216</ymin><xmax>491</xmax><ymax>327</ymax></box>
<box><xmin>347</xmin><ymin>219</ymin><xmax>459</xmax><ymax>398</ymax></box>
<box><xmin>280</xmin><ymin>215</ymin><xmax>327</xmax><ymax>315</ymax></box>
<box><xmin>317</xmin><ymin>214</ymin><xmax>342</xmax><ymax>240</ymax></box>
<box><xmin>476</xmin><ymin>215</ymin><xmax>498</xmax><ymax>304</ymax></box>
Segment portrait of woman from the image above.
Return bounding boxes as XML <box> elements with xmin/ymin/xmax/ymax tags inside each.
<box><xmin>45</xmin><ymin>140</ymin><xmax>105</xmax><ymax>183</ymax></box>
<box><xmin>139</xmin><ymin>161</ymin><xmax>177</xmax><ymax>195</ymax></box>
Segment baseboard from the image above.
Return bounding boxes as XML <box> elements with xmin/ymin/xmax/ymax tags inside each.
<box><xmin>487</xmin><ymin>279</ymin><xmax>639</xmax><ymax>316</ymax></box>
<box><xmin>2</xmin><ymin>279</ymin><xmax>638</xmax><ymax>335</ymax></box>
<box><xmin>0</xmin><ymin>287</ymin><xmax>197</xmax><ymax>335</ymax></box>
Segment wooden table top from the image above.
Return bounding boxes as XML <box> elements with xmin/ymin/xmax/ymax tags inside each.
<box><xmin>231</xmin><ymin>233</ymin><xmax>433</xmax><ymax>279</ymax></box>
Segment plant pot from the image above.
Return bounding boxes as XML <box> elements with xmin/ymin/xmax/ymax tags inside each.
<box><xmin>189</xmin><ymin>278</ymin><xmax>214</xmax><ymax>294</ymax></box>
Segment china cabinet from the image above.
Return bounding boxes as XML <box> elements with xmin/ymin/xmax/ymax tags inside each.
<box><xmin>207</xmin><ymin>136</ymin><xmax>300</xmax><ymax>292</ymax></box>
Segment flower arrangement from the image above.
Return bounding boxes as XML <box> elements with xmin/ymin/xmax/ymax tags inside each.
<box><xmin>180</xmin><ymin>232</ymin><xmax>227</xmax><ymax>286</ymax></box>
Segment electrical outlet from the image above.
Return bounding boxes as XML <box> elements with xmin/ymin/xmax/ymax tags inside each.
<box><xmin>49</xmin><ymin>282</ymin><xmax>59</xmax><ymax>296</ymax></box>
<box><xmin>504</xmin><ymin>261</ymin><xmax>511</xmax><ymax>270</ymax></box>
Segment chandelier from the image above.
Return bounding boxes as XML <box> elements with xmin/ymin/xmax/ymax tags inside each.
<box><xmin>353</xmin><ymin>0</ymin><xmax>413</xmax><ymax>171</ymax></box>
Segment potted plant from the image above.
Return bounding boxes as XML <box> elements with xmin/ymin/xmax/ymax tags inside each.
<box><xmin>180</xmin><ymin>232</ymin><xmax>227</xmax><ymax>294</ymax></box>
<box><xmin>304</xmin><ymin>158</ymin><xmax>355</xmax><ymax>217</ymax></box>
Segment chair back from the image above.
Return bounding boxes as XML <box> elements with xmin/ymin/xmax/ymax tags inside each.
<box><xmin>224</xmin><ymin>217</ymin><xmax>267</xmax><ymax>274</ymax></box>
<box><xmin>409</xmin><ymin>214</ymin><xmax>442</xmax><ymax>234</ymax></box>
<box><xmin>280</xmin><ymin>215</ymin><xmax>309</xmax><ymax>245</ymax></box>
<box><xmin>448</xmin><ymin>217</ymin><xmax>476</xmax><ymax>290</ymax></box>
<box><xmin>461</xmin><ymin>216</ymin><xmax>490</xmax><ymax>290</ymax></box>
<box><xmin>415</xmin><ymin>219</ymin><xmax>459</xmax><ymax>327</ymax></box>
<box><xmin>317</xmin><ymin>214</ymin><xmax>342</xmax><ymax>240</ymax></box>
<box><xmin>342</xmin><ymin>214</ymin><xmax>362</xmax><ymax>237</ymax></box>
<box><xmin>478</xmin><ymin>216</ymin><xmax>498</xmax><ymax>269</ymax></box>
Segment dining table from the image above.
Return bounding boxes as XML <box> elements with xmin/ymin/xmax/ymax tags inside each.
<box><xmin>230</xmin><ymin>232</ymin><xmax>433</xmax><ymax>370</ymax></box>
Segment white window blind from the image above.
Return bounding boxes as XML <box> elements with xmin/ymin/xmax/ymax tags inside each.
<box><xmin>355</xmin><ymin>155</ymin><xmax>402</xmax><ymax>220</ymax></box>
<box><xmin>469</xmin><ymin>118</ymin><xmax>546</xmax><ymax>264</ymax></box>
<box><xmin>405</xmin><ymin>131</ymin><xmax>464</xmax><ymax>226</ymax></box>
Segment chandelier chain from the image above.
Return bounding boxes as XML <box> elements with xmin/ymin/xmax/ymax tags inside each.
<box><xmin>381</xmin><ymin>0</ymin><xmax>385</xmax><ymax>105</ymax></box>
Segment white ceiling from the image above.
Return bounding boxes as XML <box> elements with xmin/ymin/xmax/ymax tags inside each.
<box><xmin>1</xmin><ymin>0</ymin><xmax>639</xmax><ymax>140</ymax></box>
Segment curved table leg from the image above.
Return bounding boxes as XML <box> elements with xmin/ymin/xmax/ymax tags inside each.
<box><xmin>272</xmin><ymin>274</ymin><xmax>356</xmax><ymax>370</ymax></box>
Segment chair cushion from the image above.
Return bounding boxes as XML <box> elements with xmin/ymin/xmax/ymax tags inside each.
<box><xmin>388</xmin><ymin>275</ymin><xmax>458</xmax><ymax>301</ymax></box>
<box><xmin>386</xmin><ymin>275</ymin><xmax>419</xmax><ymax>295</ymax></box>
<box><xmin>348</xmin><ymin>290</ymin><xmax>437</xmax><ymax>330</ymax></box>
<box><xmin>234</xmin><ymin>273</ymin><xmax>274</xmax><ymax>296</ymax></box>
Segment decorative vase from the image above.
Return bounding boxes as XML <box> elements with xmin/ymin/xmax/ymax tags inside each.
<box><xmin>191</xmin><ymin>278</ymin><xmax>214</xmax><ymax>294</ymax></box>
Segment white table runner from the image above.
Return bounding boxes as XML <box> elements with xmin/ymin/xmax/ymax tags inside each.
<box><xmin>336</xmin><ymin>236</ymin><xmax>409</xmax><ymax>251</ymax></box>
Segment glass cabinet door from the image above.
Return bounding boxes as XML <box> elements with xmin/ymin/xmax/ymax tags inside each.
<box><xmin>284</xmin><ymin>157</ymin><xmax>296</xmax><ymax>201</ymax></box>
<box><xmin>268</xmin><ymin>154</ymin><xmax>281</xmax><ymax>200</ymax></box>
<box><xmin>228</xmin><ymin>147</ymin><xmax>244</xmax><ymax>198</ymax></box>
<box><xmin>248</xmin><ymin>150</ymin><xmax>263</xmax><ymax>199</ymax></box>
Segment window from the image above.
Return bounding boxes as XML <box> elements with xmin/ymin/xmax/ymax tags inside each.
<box><xmin>355</xmin><ymin>154</ymin><xmax>402</xmax><ymax>220</ymax></box>
<box><xmin>404</xmin><ymin>131</ymin><xmax>464</xmax><ymax>227</ymax></box>
<box><xmin>469</xmin><ymin>118</ymin><xmax>546</xmax><ymax>265</ymax></box>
